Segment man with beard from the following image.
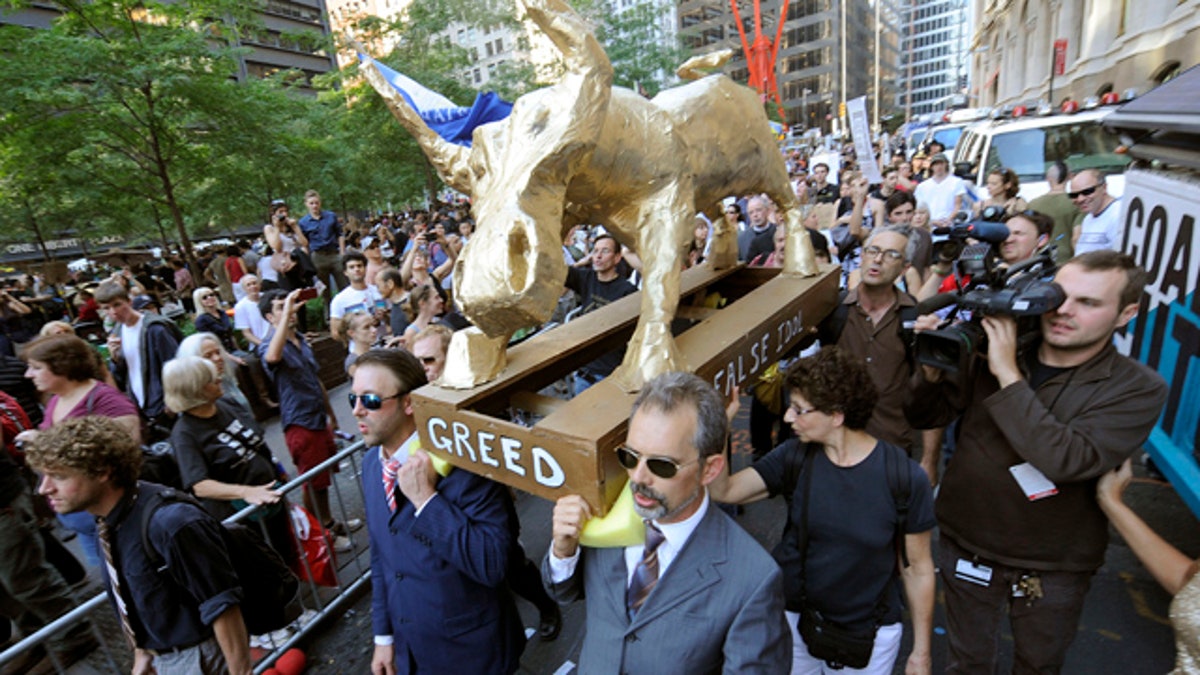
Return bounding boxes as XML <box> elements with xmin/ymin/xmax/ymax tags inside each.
<box><xmin>543</xmin><ymin>371</ymin><xmax>791</xmax><ymax>674</ymax></box>
<box><xmin>906</xmin><ymin>250</ymin><xmax>1167</xmax><ymax>672</ymax></box>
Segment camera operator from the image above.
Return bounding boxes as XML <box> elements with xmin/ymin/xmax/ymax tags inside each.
<box><xmin>918</xmin><ymin>208</ymin><xmax>1052</xmax><ymax>301</ymax></box>
<box><xmin>905</xmin><ymin>250</ymin><xmax>1167</xmax><ymax>673</ymax></box>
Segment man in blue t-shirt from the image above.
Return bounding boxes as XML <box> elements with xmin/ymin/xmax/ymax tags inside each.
<box><xmin>298</xmin><ymin>189</ymin><xmax>348</xmax><ymax>318</ymax></box>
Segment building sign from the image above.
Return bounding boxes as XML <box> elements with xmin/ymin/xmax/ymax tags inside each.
<box><xmin>2</xmin><ymin>234</ymin><xmax>126</xmax><ymax>262</ymax></box>
<box><xmin>1053</xmin><ymin>39</ymin><xmax>1068</xmax><ymax>77</ymax></box>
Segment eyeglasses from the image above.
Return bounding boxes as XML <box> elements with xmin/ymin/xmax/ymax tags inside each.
<box><xmin>787</xmin><ymin>403</ymin><xmax>821</xmax><ymax>417</ymax></box>
<box><xmin>615</xmin><ymin>445</ymin><xmax>697</xmax><ymax>479</ymax></box>
<box><xmin>348</xmin><ymin>392</ymin><xmax>403</xmax><ymax>410</ymax></box>
<box><xmin>1068</xmin><ymin>184</ymin><xmax>1100</xmax><ymax>199</ymax></box>
<box><xmin>862</xmin><ymin>245</ymin><xmax>904</xmax><ymax>261</ymax></box>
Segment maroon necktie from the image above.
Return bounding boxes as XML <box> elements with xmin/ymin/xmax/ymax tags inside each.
<box><xmin>626</xmin><ymin>521</ymin><xmax>665</xmax><ymax>618</ymax></box>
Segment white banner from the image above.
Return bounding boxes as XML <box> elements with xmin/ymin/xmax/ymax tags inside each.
<box><xmin>846</xmin><ymin>96</ymin><xmax>883</xmax><ymax>184</ymax></box>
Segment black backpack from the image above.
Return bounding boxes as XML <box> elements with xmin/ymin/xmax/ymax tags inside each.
<box><xmin>139</xmin><ymin>486</ymin><xmax>301</xmax><ymax>635</ymax></box>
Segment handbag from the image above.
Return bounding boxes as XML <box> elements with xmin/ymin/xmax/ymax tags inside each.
<box><xmin>793</xmin><ymin>444</ymin><xmax>883</xmax><ymax>669</ymax></box>
<box><xmin>289</xmin><ymin>504</ymin><xmax>339</xmax><ymax>587</ymax></box>
<box><xmin>798</xmin><ymin>607</ymin><xmax>875</xmax><ymax>669</ymax></box>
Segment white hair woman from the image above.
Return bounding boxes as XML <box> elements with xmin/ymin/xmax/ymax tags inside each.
<box><xmin>176</xmin><ymin>332</ymin><xmax>250</xmax><ymax>412</ymax></box>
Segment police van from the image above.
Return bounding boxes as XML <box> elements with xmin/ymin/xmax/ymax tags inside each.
<box><xmin>951</xmin><ymin>102</ymin><xmax>1133</xmax><ymax>202</ymax></box>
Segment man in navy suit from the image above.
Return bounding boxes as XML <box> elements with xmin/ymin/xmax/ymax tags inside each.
<box><xmin>543</xmin><ymin>371</ymin><xmax>791</xmax><ymax>674</ymax></box>
<box><xmin>353</xmin><ymin>349</ymin><xmax>523</xmax><ymax>675</ymax></box>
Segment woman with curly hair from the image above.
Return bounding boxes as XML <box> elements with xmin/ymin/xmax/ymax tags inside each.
<box><xmin>710</xmin><ymin>347</ymin><xmax>936</xmax><ymax>675</ymax></box>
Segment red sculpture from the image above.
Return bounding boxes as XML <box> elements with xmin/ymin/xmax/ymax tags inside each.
<box><xmin>728</xmin><ymin>0</ymin><xmax>790</xmax><ymax>124</ymax></box>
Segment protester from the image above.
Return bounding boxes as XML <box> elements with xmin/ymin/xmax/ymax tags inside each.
<box><xmin>711</xmin><ymin>348</ymin><xmax>935</xmax><ymax>674</ymax></box>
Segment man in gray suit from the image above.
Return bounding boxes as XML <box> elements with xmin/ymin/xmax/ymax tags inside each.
<box><xmin>543</xmin><ymin>372</ymin><xmax>791</xmax><ymax>674</ymax></box>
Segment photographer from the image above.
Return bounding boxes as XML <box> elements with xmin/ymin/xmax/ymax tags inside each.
<box><xmin>905</xmin><ymin>250</ymin><xmax>1167</xmax><ymax>673</ymax></box>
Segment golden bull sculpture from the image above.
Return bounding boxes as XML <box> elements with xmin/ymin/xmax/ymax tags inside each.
<box><xmin>360</xmin><ymin>0</ymin><xmax>818</xmax><ymax>392</ymax></box>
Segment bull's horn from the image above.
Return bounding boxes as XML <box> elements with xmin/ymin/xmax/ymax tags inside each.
<box><xmin>676</xmin><ymin>50</ymin><xmax>733</xmax><ymax>80</ymax></box>
<box><xmin>356</xmin><ymin>49</ymin><xmax>475</xmax><ymax>195</ymax></box>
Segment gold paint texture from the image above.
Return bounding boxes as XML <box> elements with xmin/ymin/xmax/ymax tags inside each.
<box><xmin>361</xmin><ymin>0</ymin><xmax>818</xmax><ymax>391</ymax></box>
<box><xmin>439</xmin><ymin>328</ymin><xmax>509</xmax><ymax>389</ymax></box>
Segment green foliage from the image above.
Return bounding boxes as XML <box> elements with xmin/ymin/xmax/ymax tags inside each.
<box><xmin>0</xmin><ymin>0</ymin><xmax>311</xmax><ymax>266</ymax></box>
<box><xmin>0</xmin><ymin>0</ymin><xmax>693</xmax><ymax>260</ymax></box>
<box><xmin>574</xmin><ymin>0</ymin><xmax>686</xmax><ymax>96</ymax></box>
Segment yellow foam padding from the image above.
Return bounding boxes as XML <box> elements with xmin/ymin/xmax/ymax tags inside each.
<box><xmin>580</xmin><ymin>481</ymin><xmax>646</xmax><ymax>548</ymax></box>
<box><xmin>411</xmin><ymin>442</ymin><xmax>454</xmax><ymax>477</ymax></box>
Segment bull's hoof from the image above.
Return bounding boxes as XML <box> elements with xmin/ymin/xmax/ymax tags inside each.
<box><xmin>439</xmin><ymin>328</ymin><xmax>510</xmax><ymax>389</ymax></box>
<box><xmin>610</xmin><ymin>323</ymin><xmax>688</xmax><ymax>393</ymax></box>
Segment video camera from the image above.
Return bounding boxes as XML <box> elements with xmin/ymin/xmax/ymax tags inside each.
<box><xmin>915</xmin><ymin>207</ymin><xmax>1063</xmax><ymax>377</ymax></box>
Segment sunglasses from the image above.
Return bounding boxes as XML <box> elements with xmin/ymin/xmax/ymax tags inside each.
<box><xmin>348</xmin><ymin>392</ymin><xmax>403</xmax><ymax>410</ymax></box>
<box><xmin>417</xmin><ymin>355</ymin><xmax>438</xmax><ymax>365</ymax></box>
<box><xmin>615</xmin><ymin>445</ymin><xmax>697</xmax><ymax>479</ymax></box>
<box><xmin>1068</xmin><ymin>184</ymin><xmax>1100</xmax><ymax>199</ymax></box>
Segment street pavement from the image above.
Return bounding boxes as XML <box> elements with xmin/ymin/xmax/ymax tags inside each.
<box><xmin>290</xmin><ymin>378</ymin><xmax>1195</xmax><ymax>674</ymax></box>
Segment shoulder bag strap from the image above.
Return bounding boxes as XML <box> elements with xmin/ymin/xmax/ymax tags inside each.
<box><xmin>796</xmin><ymin>443</ymin><xmax>817</xmax><ymax>603</ymax></box>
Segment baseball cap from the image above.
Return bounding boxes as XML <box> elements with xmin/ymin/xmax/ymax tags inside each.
<box><xmin>132</xmin><ymin>295</ymin><xmax>156</xmax><ymax>310</ymax></box>
<box><xmin>270</xmin><ymin>198</ymin><xmax>287</xmax><ymax>208</ymax></box>
<box><xmin>929</xmin><ymin>153</ymin><xmax>949</xmax><ymax>165</ymax></box>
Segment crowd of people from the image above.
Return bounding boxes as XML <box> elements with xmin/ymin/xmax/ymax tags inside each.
<box><xmin>0</xmin><ymin>134</ymin><xmax>1186</xmax><ymax>675</ymax></box>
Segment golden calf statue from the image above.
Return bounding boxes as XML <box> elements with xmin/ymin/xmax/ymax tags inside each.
<box><xmin>360</xmin><ymin>0</ymin><xmax>818</xmax><ymax>392</ymax></box>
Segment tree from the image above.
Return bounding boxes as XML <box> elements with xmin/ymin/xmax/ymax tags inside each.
<box><xmin>0</xmin><ymin>0</ymin><xmax>312</xmax><ymax>272</ymax></box>
<box><xmin>578</xmin><ymin>0</ymin><xmax>688</xmax><ymax>96</ymax></box>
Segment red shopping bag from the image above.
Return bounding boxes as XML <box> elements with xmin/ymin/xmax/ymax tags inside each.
<box><xmin>289</xmin><ymin>504</ymin><xmax>338</xmax><ymax>587</ymax></box>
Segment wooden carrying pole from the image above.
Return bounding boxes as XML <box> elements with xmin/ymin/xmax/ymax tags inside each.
<box><xmin>412</xmin><ymin>263</ymin><xmax>840</xmax><ymax>515</ymax></box>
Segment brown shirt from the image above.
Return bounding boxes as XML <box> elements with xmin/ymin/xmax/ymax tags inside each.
<box><xmin>835</xmin><ymin>289</ymin><xmax>917</xmax><ymax>451</ymax></box>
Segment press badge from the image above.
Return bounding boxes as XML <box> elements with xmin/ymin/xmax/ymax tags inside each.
<box><xmin>955</xmin><ymin>559</ymin><xmax>993</xmax><ymax>587</ymax></box>
<box><xmin>1009</xmin><ymin>462</ymin><xmax>1059</xmax><ymax>501</ymax></box>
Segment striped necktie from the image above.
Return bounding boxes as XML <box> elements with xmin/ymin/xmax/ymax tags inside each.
<box><xmin>382</xmin><ymin>457</ymin><xmax>401</xmax><ymax>512</ymax></box>
<box><xmin>96</xmin><ymin>517</ymin><xmax>137</xmax><ymax>649</ymax></box>
<box><xmin>626</xmin><ymin>520</ymin><xmax>665</xmax><ymax>618</ymax></box>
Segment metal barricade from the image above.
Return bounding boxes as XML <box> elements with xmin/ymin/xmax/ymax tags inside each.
<box><xmin>0</xmin><ymin>439</ymin><xmax>374</xmax><ymax>674</ymax></box>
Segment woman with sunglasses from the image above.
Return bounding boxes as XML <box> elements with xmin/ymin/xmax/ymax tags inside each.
<box><xmin>192</xmin><ymin>287</ymin><xmax>238</xmax><ymax>353</ymax></box>
<box><xmin>710</xmin><ymin>348</ymin><xmax>936</xmax><ymax>675</ymax></box>
<box><xmin>723</xmin><ymin>203</ymin><xmax>745</xmax><ymax>233</ymax></box>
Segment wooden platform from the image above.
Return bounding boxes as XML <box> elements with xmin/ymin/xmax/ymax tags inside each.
<box><xmin>412</xmin><ymin>263</ymin><xmax>841</xmax><ymax>514</ymax></box>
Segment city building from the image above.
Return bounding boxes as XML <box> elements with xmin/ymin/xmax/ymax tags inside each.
<box><xmin>677</xmin><ymin>0</ymin><xmax>900</xmax><ymax>133</ymax></box>
<box><xmin>0</xmin><ymin>0</ymin><xmax>337</xmax><ymax>94</ymax></box>
<box><xmin>895</xmin><ymin>0</ymin><xmax>972</xmax><ymax>118</ymax></box>
<box><xmin>970</xmin><ymin>0</ymin><xmax>1199</xmax><ymax>108</ymax></box>
<box><xmin>327</xmin><ymin>0</ymin><xmax>524</xmax><ymax>91</ymax></box>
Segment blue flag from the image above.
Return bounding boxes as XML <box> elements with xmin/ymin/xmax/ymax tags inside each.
<box><xmin>359</xmin><ymin>53</ymin><xmax>512</xmax><ymax>148</ymax></box>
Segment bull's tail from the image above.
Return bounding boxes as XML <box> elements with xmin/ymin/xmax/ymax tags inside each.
<box><xmin>675</xmin><ymin>50</ymin><xmax>733</xmax><ymax>80</ymax></box>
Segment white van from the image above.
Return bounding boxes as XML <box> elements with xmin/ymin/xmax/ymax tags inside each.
<box><xmin>951</xmin><ymin>108</ymin><xmax>1132</xmax><ymax>201</ymax></box>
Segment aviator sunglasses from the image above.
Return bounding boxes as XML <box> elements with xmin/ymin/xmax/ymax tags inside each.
<box><xmin>615</xmin><ymin>445</ymin><xmax>697</xmax><ymax>479</ymax></box>
<box><xmin>348</xmin><ymin>392</ymin><xmax>403</xmax><ymax>410</ymax></box>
